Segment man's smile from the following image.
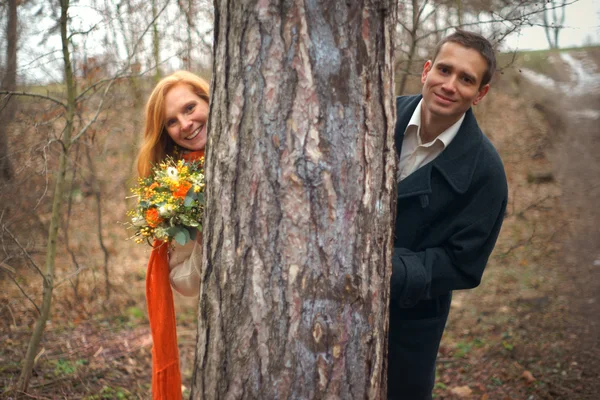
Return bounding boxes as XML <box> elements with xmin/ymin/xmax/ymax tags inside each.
<box><xmin>434</xmin><ymin>93</ymin><xmax>456</xmax><ymax>103</ymax></box>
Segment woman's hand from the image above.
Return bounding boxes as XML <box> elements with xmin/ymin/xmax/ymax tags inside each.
<box><xmin>196</xmin><ymin>230</ymin><xmax>203</xmax><ymax>244</ymax></box>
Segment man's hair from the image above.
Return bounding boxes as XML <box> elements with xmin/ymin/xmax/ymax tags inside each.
<box><xmin>432</xmin><ymin>29</ymin><xmax>496</xmax><ymax>88</ymax></box>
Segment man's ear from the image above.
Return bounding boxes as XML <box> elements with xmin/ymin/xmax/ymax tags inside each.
<box><xmin>421</xmin><ymin>60</ymin><xmax>432</xmax><ymax>84</ymax></box>
<box><xmin>473</xmin><ymin>84</ymin><xmax>489</xmax><ymax>105</ymax></box>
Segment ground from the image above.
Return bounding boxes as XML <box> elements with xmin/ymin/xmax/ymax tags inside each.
<box><xmin>0</xmin><ymin>48</ymin><xmax>599</xmax><ymax>399</ymax></box>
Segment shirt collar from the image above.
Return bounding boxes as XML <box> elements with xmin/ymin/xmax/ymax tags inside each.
<box><xmin>406</xmin><ymin>99</ymin><xmax>466</xmax><ymax>148</ymax></box>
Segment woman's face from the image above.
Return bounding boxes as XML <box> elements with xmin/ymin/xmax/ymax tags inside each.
<box><xmin>163</xmin><ymin>84</ymin><xmax>208</xmax><ymax>151</ymax></box>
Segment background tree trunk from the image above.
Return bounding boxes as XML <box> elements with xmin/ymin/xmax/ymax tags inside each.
<box><xmin>151</xmin><ymin>0</ymin><xmax>162</xmax><ymax>83</ymax></box>
<box><xmin>0</xmin><ymin>0</ymin><xmax>17</xmax><ymax>181</ymax></box>
<box><xmin>17</xmin><ymin>0</ymin><xmax>77</xmax><ymax>391</ymax></box>
<box><xmin>192</xmin><ymin>1</ymin><xmax>397</xmax><ymax>398</ymax></box>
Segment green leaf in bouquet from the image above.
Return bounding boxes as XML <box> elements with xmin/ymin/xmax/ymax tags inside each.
<box><xmin>184</xmin><ymin>187</ymin><xmax>197</xmax><ymax>207</ymax></box>
<box><xmin>196</xmin><ymin>192</ymin><xmax>205</xmax><ymax>205</ymax></box>
<box><xmin>188</xmin><ymin>228</ymin><xmax>197</xmax><ymax>241</ymax></box>
<box><xmin>179</xmin><ymin>214</ymin><xmax>199</xmax><ymax>227</ymax></box>
<box><xmin>173</xmin><ymin>226</ymin><xmax>191</xmax><ymax>245</ymax></box>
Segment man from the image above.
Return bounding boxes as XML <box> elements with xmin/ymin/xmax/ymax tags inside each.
<box><xmin>388</xmin><ymin>29</ymin><xmax>508</xmax><ymax>399</ymax></box>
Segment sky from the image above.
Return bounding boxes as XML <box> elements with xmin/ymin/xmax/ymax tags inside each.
<box><xmin>14</xmin><ymin>0</ymin><xmax>600</xmax><ymax>84</ymax></box>
<box><xmin>503</xmin><ymin>0</ymin><xmax>600</xmax><ymax>50</ymax></box>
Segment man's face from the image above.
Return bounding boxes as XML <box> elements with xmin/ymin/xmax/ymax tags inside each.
<box><xmin>421</xmin><ymin>42</ymin><xmax>490</xmax><ymax>123</ymax></box>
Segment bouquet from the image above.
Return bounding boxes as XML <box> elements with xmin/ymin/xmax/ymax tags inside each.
<box><xmin>127</xmin><ymin>156</ymin><xmax>205</xmax><ymax>245</ymax></box>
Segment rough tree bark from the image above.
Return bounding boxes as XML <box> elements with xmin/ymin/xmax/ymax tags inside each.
<box><xmin>0</xmin><ymin>0</ymin><xmax>17</xmax><ymax>181</ymax></box>
<box><xmin>192</xmin><ymin>0</ymin><xmax>397</xmax><ymax>398</ymax></box>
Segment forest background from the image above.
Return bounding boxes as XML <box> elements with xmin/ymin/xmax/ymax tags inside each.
<box><xmin>0</xmin><ymin>0</ymin><xmax>599</xmax><ymax>398</ymax></box>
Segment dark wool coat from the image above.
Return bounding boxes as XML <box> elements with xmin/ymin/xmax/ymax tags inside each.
<box><xmin>388</xmin><ymin>95</ymin><xmax>508</xmax><ymax>399</ymax></box>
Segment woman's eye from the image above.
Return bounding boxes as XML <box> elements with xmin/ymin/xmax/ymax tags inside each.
<box><xmin>166</xmin><ymin>119</ymin><xmax>176</xmax><ymax>127</ymax></box>
<box><xmin>186</xmin><ymin>104</ymin><xmax>195</xmax><ymax>113</ymax></box>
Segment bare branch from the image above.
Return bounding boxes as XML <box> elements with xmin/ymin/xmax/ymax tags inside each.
<box><xmin>63</xmin><ymin>144</ymin><xmax>82</xmax><ymax>298</ymax></box>
<box><xmin>3</xmin><ymin>301</ymin><xmax>18</xmax><ymax>328</ymax></box>
<box><xmin>1</xmin><ymin>260</ymin><xmax>16</xmax><ymax>274</ymax></box>
<box><xmin>55</xmin><ymin>265</ymin><xmax>95</xmax><ymax>288</ymax></box>
<box><xmin>414</xmin><ymin>0</ymin><xmax>579</xmax><ymax>44</ymax></box>
<box><xmin>33</xmin><ymin>143</ymin><xmax>51</xmax><ymax>211</ymax></box>
<box><xmin>0</xmin><ymin>91</ymin><xmax>67</xmax><ymax>109</ymax></box>
<box><xmin>84</xmin><ymin>144</ymin><xmax>111</xmax><ymax>300</ymax></box>
<box><xmin>2</xmin><ymin>227</ymin><xmax>45</xmax><ymax>279</ymax></box>
<box><xmin>72</xmin><ymin>78</ymin><xmax>117</xmax><ymax>143</ymax></box>
<box><xmin>128</xmin><ymin>0</ymin><xmax>171</xmax><ymax>69</ymax></box>
<box><xmin>7</xmin><ymin>273</ymin><xmax>41</xmax><ymax>316</ymax></box>
<box><xmin>67</xmin><ymin>22</ymin><xmax>101</xmax><ymax>40</ymax></box>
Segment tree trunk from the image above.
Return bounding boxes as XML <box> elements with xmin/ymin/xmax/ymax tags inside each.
<box><xmin>192</xmin><ymin>1</ymin><xmax>397</xmax><ymax>398</ymax></box>
<box><xmin>0</xmin><ymin>0</ymin><xmax>17</xmax><ymax>181</ymax></box>
<box><xmin>151</xmin><ymin>0</ymin><xmax>161</xmax><ymax>83</ymax></box>
<box><xmin>17</xmin><ymin>0</ymin><xmax>76</xmax><ymax>392</ymax></box>
<box><xmin>397</xmin><ymin>0</ymin><xmax>418</xmax><ymax>96</ymax></box>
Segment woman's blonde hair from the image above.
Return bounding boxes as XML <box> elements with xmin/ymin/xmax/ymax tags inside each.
<box><xmin>136</xmin><ymin>71</ymin><xmax>210</xmax><ymax>177</ymax></box>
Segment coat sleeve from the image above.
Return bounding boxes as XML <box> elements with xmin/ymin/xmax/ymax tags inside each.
<box><xmin>391</xmin><ymin>178</ymin><xmax>508</xmax><ymax>308</ymax></box>
<box><xmin>168</xmin><ymin>239</ymin><xmax>202</xmax><ymax>297</ymax></box>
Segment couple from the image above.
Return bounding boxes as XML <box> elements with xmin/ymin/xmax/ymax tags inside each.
<box><xmin>137</xmin><ymin>29</ymin><xmax>507</xmax><ymax>399</ymax></box>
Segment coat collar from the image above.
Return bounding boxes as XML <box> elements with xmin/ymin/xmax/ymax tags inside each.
<box><xmin>395</xmin><ymin>95</ymin><xmax>483</xmax><ymax>197</ymax></box>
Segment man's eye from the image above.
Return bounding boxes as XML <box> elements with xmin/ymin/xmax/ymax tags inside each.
<box><xmin>439</xmin><ymin>67</ymin><xmax>449</xmax><ymax>74</ymax></box>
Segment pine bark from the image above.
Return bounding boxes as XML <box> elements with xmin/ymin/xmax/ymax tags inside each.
<box><xmin>192</xmin><ymin>1</ymin><xmax>397</xmax><ymax>398</ymax></box>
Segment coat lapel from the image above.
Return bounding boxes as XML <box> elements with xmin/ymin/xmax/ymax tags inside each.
<box><xmin>430</xmin><ymin>109</ymin><xmax>482</xmax><ymax>194</ymax></box>
<box><xmin>395</xmin><ymin>95</ymin><xmax>483</xmax><ymax>198</ymax></box>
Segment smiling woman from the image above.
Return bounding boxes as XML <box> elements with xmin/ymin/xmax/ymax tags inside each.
<box><xmin>136</xmin><ymin>70</ymin><xmax>210</xmax><ymax>178</ymax></box>
<box><xmin>134</xmin><ymin>70</ymin><xmax>210</xmax><ymax>400</ymax></box>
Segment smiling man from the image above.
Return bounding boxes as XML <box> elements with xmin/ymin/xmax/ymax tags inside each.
<box><xmin>388</xmin><ymin>30</ymin><xmax>508</xmax><ymax>399</ymax></box>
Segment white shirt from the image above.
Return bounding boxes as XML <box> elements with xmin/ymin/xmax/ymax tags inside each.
<box><xmin>398</xmin><ymin>99</ymin><xmax>465</xmax><ymax>182</ymax></box>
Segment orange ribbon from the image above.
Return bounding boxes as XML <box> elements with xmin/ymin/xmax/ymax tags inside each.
<box><xmin>146</xmin><ymin>148</ymin><xmax>204</xmax><ymax>399</ymax></box>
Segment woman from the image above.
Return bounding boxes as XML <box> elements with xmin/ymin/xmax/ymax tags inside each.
<box><xmin>137</xmin><ymin>70</ymin><xmax>208</xmax><ymax>296</ymax></box>
<box><xmin>136</xmin><ymin>70</ymin><xmax>209</xmax><ymax>399</ymax></box>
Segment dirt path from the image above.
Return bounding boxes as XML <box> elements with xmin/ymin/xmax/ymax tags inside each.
<box><xmin>545</xmin><ymin>51</ymin><xmax>600</xmax><ymax>398</ymax></box>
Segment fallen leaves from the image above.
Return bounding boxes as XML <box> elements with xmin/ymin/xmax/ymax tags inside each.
<box><xmin>521</xmin><ymin>370</ymin><xmax>536</xmax><ymax>384</ymax></box>
<box><xmin>450</xmin><ymin>385</ymin><xmax>473</xmax><ymax>398</ymax></box>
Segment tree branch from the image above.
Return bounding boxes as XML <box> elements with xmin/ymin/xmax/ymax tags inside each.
<box><xmin>7</xmin><ymin>273</ymin><xmax>41</xmax><ymax>316</ymax></box>
<box><xmin>0</xmin><ymin>91</ymin><xmax>67</xmax><ymax>109</ymax></box>
<box><xmin>2</xmin><ymin>227</ymin><xmax>45</xmax><ymax>279</ymax></box>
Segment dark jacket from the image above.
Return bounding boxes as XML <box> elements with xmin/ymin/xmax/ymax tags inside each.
<box><xmin>388</xmin><ymin>95</ymin><xmax>508</xmax><ymax>399</ymax></box>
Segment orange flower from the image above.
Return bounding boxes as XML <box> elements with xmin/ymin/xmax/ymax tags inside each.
<box><xmin>145</xmin><ymin>182</ymin><xmax>160</xmax><ymax>199</ymax></box>
<box><xmin>145</xmin><ymin>208</ymin><xmax>163</xmax><ymax>228</ymax></box>
<box><xmin>173</xmin><ymin>181</ymin><xmax>192</xmax><ymax>199</ymax></box>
